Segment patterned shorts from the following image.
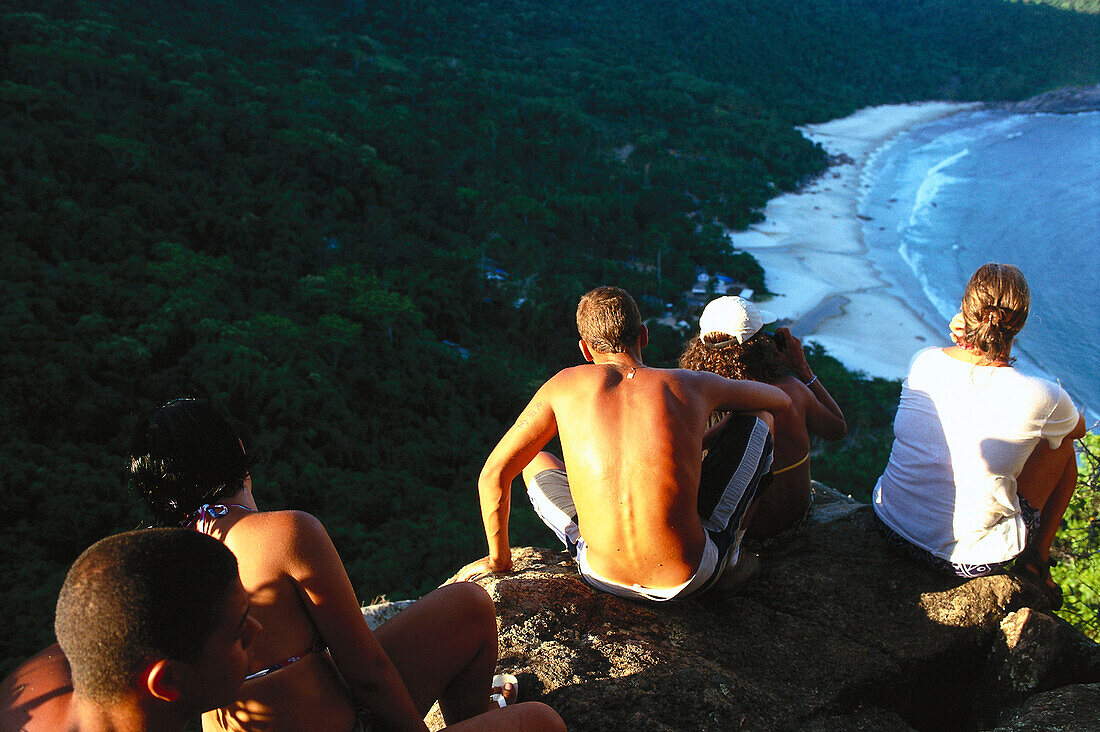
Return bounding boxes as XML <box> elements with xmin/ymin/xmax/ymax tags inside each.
<box><xmin>873</xmin><ymin>498</ymin><xmax>1040</xmax><ymax>579</ymax></box>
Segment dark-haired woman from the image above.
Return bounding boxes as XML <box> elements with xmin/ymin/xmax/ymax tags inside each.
<box><xmin>873</xmin><ymin>263</ymin><xmax>1086</xmax><ymax>608</ymax></box>
<box><xmin>680</xmin><ymin>296</ymin><xmax>847</xmax><ymax>539</ymax></box>
<box><xmin>130</xmin><ymin>399</ymin><xmax>565</xmax><ymax>732</ymax></box>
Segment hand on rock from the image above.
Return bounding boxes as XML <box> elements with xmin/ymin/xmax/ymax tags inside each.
<box><xmin>453</xmin><ymin>555</ymin><xmax>511</xmax><ymax>583</ymax></box>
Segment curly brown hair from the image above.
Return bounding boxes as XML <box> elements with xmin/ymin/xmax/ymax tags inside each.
<box><xmin>679</xmin><ymin>330</ymin><xmax>788</xmax><ymax>383</ymax></box>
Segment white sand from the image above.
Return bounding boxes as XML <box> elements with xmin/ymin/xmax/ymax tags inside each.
<box><xmin>727</xmin><ymin>102</ymin><xmax>980</xmax><ymax>379</ymax></box>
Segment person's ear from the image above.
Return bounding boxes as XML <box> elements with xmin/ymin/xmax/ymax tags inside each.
<box><xmin>144</xmin><ymin>660</ymin><xmax>182</xmax><ymax>703</ymax></box>
<box><xmin>639</xmin><ymin>324</ymin><xmax>649</xmax><ymax>350</ymax></box>
<box><xmin>579</xmin><ymin>340</ymin><xmax>595</xmax><ymax>363</ymax></box>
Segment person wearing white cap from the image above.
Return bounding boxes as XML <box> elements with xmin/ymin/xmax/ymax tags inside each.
<box><xmin>680</xmin><ymin>296</ymin><xmax>847</xmax><ymax>540</ymax></box>
<box><xmin>697</xmin><ymin>295</ymin><xmax>780</xmax><ymax>348</ymax></box>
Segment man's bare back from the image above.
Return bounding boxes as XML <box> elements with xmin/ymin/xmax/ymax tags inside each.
<box><xmin>456</xmin><ymin>287</ymin><xmax>789</xmax><ymax>593</ymax></box>
<box><xmin>548</xmin><ymin>362</ymin><xmax>729</xmax><ymax>586</ymax></box>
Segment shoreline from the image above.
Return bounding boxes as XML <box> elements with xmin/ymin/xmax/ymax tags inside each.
<box><xmin>726</xmin><ymin>101</ymin><xmax>981</xmax><ymax>380</ymax></box>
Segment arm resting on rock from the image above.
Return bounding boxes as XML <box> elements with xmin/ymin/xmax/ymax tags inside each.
<box><xmin>457</xmin><ymin>383</ymin><xmax>560</xmax><ymax>582</ymax></box>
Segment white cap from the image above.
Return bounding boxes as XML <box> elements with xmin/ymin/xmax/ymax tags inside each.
<box><xmin>698</xmin><ymin>296</ymin><xmax>777</xmax><ymax>345</ymax></box>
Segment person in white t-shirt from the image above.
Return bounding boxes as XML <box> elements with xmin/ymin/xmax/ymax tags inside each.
<box><xmin>873</xmin><ymin>263</ymin><xmax>1086</xmax><ymax>609</ymax></box>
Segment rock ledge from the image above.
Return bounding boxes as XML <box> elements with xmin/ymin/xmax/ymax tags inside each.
<box><xmin>446</xmin><ymin>486</ymin><xmax>1100</xmax><ymax>730</ymax></box>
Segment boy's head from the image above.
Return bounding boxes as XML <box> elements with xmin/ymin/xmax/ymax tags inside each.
<box><xmin>55</xmin><ymin>529</ymin><xmax>258</xmax><ymax>713</ymax></box>
<box><xmin>576</xmin><ymin>286</ymin><xmax>642</xmax><ymax>354</ymax></box>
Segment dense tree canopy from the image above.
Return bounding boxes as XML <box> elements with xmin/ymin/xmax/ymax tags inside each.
<box><xmin>1</xmin><ymin>0</ymin><xmax>1097</xmax><ymax>673</ymax></box>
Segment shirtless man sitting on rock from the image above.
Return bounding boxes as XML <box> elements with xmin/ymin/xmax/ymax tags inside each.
<box><xmin>456</xmin><ymin>286</ymin><xmax>791</xmax><ymax>601</ymax></box>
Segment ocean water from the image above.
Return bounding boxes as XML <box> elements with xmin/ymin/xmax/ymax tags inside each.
<box><xmin>859</xmin><ymin>109</ymin><xmax>1100</xmax><ymax>420</ymax></box>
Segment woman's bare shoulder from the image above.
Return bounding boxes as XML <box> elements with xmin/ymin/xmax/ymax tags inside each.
<box><xmin>236</xmin><ymin>509</ymin><xmax>326</xmax><ymax>535</ymax></box>
<box><xmin>225</xmin><ymin>510</ymin><xmax>339</xmax><ymax>578</ymax></box>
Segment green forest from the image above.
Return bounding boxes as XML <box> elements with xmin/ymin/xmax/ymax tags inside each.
<box><xmin>1</xmin><ymin>0</ymin><xmax>1098</xmax><ymax>675</ymax></box>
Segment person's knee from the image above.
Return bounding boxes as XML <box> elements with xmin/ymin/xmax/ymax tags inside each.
<box><xmin>1057</xmin><ymin>435</ymin><xmax>1078</xmax><ymax>462</ymax></box>
<box><xmin>1022</xmin><ymin>436</ymin><xmax>1078</xmax><ymax>492</ymax></box>
<box><xmin>752</xmin><ymin>410</ymin><xmax>774</xmax><ymax>432</ymax></box>
<box><xmin>522</xmin><ymin>452</ymin><xmax>558</xmax><ymax>485</ymax></box>
<box><xmin>443</xmin><ymin>581</ymin><xmax>496</xmax><ymax>632</ymax></box>
<box><xmin>1031</xmin><ymin>435</ymin><xmax>1076</xmax><ymax>464</ymax></box>
<box><xmin>514</xmin><ymin>702</ymin><xmax>566</xmax><ymax>731</ymax></box>
<box><xmin>1045</xmin><ymin>435</ymin><xmax>1076</xmax><ymax>458</ymax></box>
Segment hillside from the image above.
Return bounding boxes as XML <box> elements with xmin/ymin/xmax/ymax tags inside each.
<box><xmin>1</xmin><ymin>0</ymin><xmax>1098</xmax><ymax>675</ymax></box>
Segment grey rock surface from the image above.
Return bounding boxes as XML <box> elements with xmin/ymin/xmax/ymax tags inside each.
<box><xmin>445</xmin><ymin>486</ymin><xmax>1100</xmax><ymax>731</ymax></box>
<box><xmin>993</xmin><ymin>683</ymin><xmax>1100</xmax><ymax>731</ymax></box>
<box><xmin>366</xmin><ymin>486</ymin><xmax>1099</xmax><ymax>730</ymax></box>
<box><xmin>999</xmin><ymin>84</ymin><xmax>1100</xmax><ymax>114</ymax></box>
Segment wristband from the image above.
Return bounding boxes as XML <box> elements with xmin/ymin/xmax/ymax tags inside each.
<box><xmin>803</xmin><ymin>375</ymin><xmax>819</xmax><ymax>387</ymax></box>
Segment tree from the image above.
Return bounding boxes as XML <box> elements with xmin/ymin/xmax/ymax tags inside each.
<box><xmin>1053</xmin><ymin>433</ymin><xmax>1100</xmax><ymax>639</ymax></box>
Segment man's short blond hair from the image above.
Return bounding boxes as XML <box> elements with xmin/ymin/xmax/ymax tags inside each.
<box><xmin>576</xmin><ymin>286</ymin><xmax>641</xmax><ymax>354</ymax></box>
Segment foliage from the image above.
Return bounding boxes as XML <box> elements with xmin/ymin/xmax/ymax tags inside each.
<box><xmin>1053</xmin><ymin>433</ymin><xmax>1100</xmax><ymax>640</ymax></box>
<box><xmin>0</xmin><ymin>0</ymin><xmax>1097</xmax><ymax>677</ymax></box>
<box><xmin>802</xmin><ymin>346</ymin><xmax>902</xmax><ymax>502</ymax></box>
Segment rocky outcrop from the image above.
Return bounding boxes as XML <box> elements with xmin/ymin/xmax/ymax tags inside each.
<box><xmin>997</xmin><ymin>84</ymin><xmax>1100</xmax><ymax>114</ymax></box>
<box><xmin>436</xmin><ymin>486</ymin><xmax>1100</xmax><ymax>731</ymax></box>
<box><xmin>993</xmin><ymin>683</ymin><xmax>1100</xmax><ymax>730</ymax></box>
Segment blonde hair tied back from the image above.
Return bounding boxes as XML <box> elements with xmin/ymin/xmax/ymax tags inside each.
<box><xmin>961</xmin><ymin>263</ymin><xmax>1029</xmax><ymax>364</ymax></box>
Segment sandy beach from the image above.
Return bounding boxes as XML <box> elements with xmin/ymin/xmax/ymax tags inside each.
<box><xmin>727</xmin><ymin>102</ymin><xmax>980</xmax><ymax>380</ymax></box>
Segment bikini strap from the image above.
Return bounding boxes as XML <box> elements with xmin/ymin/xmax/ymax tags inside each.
<box><xmin>771</xmin><ymin>453</ymin><xmax>810</xmax><ymax>477</ymax></box>
<box><xmin>184</xmin><ymin>503</ymin><xmax>254</xmax><ymax>532</ymax></box>
<box><xmin>244</xmin><ymin>638</ymin><xmax>328</xmax><ymax>681</ymax></box>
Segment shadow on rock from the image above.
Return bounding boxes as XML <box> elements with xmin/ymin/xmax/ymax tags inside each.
<box><xmin>445</xmin><ymin>486</ymin><xmax>1100</xmax><ymax>731</ymax></box>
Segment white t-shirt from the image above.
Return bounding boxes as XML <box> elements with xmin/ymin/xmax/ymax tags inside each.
<box><xmin>873</xmin><ymin>348</ymin><xmax>1079</xmax><ymax>565</ymax></box>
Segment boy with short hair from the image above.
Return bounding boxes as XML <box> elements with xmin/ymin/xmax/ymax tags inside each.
<box><xmin>1</xmin><ymin>529</ymin><xmax>260</xmax><ymax>731</ymax></box>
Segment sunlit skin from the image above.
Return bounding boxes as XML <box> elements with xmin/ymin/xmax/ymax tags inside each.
<box><xmin>192</xmin><ymin>482</ymin><xmax>421</xmax><ymax>732</ymax></box>
<box><xmin>0</xmin><ymin>518</ymin><xmax>562</xmax><ymax>732</ymax></box>
<box><xmin>457</xmin><ymin>325</ymin><xmax>790</xmax><ymax>589</ymax></box>
<box><xmin>0</xmin><ymin>644</ymin><xmax>71</xmax><ymax>731</ymax></box>
<box><xmin>196</xmin><ymin>476</ymin><xmax>565</xmax><ymax>732</ymax></box>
